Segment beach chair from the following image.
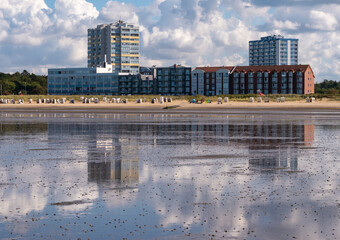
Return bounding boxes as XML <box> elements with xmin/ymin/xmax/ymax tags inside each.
<box><xmin>224</xmin><ymin>97</ymin><xmax>229</xmax><ymax>103</ymax></box>
<box><xmin>218</xmin><ymin>97</ymin><xmax>222</xmax><ymax>104</ymax></box>
<box><xmin>249</xmin><ymin>97</ymin><xmax>254</xmax><ymax>103</ymax></box>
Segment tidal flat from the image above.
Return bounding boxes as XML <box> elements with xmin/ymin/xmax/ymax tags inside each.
<box><xmin>0</xmin><ymin>112</ymin><xmax>339</xmax><ymax>239</ymax></box>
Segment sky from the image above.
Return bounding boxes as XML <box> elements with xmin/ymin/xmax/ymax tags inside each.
<box><xmin>0</xmin><ymin>0</ymin><xmax>340</xmax><ymax>82</ymax></box>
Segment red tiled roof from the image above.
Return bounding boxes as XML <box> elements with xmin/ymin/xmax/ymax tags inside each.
<box><xmin>195</xmin><ymin>66</ymin><xmax>233</xmax><ymax>72</ymax></box>
<box><xmin>195</xmin><ymin>65</ymin><xmax>311</xmax><ymax>73</ymax></box>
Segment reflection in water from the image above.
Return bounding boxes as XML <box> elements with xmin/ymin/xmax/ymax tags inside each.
<box><xmin>47</xmin><ymin>123</ymin><xmax>139</xmax><ymax>185</ymax></box>
<box><xmin>2</xmin><ymin>113</ymin><xmax>340</xmax><ymax>240</ymax></box>
<box><xmin>87</xmin><ymin>138</ymin><xmax>139</xmax><ymax>185</ymax></box>
<box><xmin>245</xmin><ymin>122</ymin><xmax>315</xmax><ymax>171</ymax></box>
<box><xmin>47</xmin><ymin>117</ymin><xmax>316</xmax><ymax>184</ymax></box>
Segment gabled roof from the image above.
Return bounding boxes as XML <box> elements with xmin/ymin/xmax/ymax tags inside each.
<box><xmin>195</xmin><ymin>65</ymin><xmax>312</xmax><ymax>73</ymax></box>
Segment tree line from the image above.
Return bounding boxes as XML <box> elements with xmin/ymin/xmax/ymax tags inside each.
<box><xmin>0</xmin><ymin>70</ymin><xmax>47</xmax><ymax>95</ymax></box>
<box><xmin>315</xmin><ymin>80</ymin><xmax>340</xmax><ymax>94</ymax></box>
<box><xmin>0</xmin><ymin>70</ymin><xmax>339</xmax><ymax>95</ymax></box>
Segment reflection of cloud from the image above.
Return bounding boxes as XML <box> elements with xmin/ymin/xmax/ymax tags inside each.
<box><xmin>2</xmin><ymin>114</ymin><xmax>340</xmax><ymax>239</ymax></box>
<box><xmin>50</xmin><ymin>162</ymin><xmax>99</xmax><ymax>213</ymax></box>
<box><xmin>134</xmin><ymin>119</ymin><xmax>320</xmax><ymax>237</ymax></box>
<box><xmin>0</xmin><ymin>165</ymin><xmax>48</xmax><ymax>217</ymax></box>
<box><xmin>103</xmin><ymin>189</ymin><xmax>138</xmax><ymax>209</ymax></box>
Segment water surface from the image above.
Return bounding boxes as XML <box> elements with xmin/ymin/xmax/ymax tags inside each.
<box><xmin>0</xmin><ymin>113</ymin><xmax>339</xmax><ymax>239</ymax></box>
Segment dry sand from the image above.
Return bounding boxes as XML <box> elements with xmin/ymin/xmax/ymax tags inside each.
<box><xmin>1</xmin><ymin>99</ymin><xmax>340</xmax><ymax>114</ymax></box>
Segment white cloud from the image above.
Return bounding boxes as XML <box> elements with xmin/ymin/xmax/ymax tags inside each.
<box><xmin>273</xmin><ymin>20</ymin><xmax>300</xmax><ymax>30</ymax></box>
<box><xmin>0</xmin><ymin>0</ymin><xmax>339</xmax><ymax>81</ymax></box>
<box><xmin>307</xmin><ymin>10</ymin><xmax>338</xmax><ymax>31</ymax></box>
<box><xmin>99</xmin><ymin>1</ymin><xmax>138</xmax><ymax>24</ymax></box>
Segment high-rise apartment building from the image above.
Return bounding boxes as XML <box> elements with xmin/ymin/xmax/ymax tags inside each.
<box><xmin>88</xmin><ymin>20</ymin><xmax>140</xmax><ymax>74</ymax></box>
<box><xmin>249</xmin><ymin>35</ymin><xmax>298</xmax><ymax>66</ymax></box>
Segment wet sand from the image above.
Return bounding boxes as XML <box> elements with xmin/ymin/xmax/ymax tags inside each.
<box><xmin>0</xmin><ymin>113</ymin><xmax>340</xmax><ymax>239</ymax></box>
<box><xmin>1</xmin><ymin>100</ymin><xmax>340</xmax><ymax>114</ymax></box>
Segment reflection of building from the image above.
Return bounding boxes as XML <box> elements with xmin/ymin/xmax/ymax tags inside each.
<box><xmin>48</xmin><ymin>122</ymin><xmax>139</xmax><ymax>185</ymax></box>
<box><xmin>245</xmin><ymin>122</ymin><xmax>314</xmax><ymax>171</ymax></box>
<box><xmin>249</xmin><ymin>146</ymin><xmax>299</xmax><ymax>171</ymax></box>
<box><xmin>48</xmin><ymin>115</ymin><xmax>315</xmax><ymax>174</ymax></box>
<box><xmin>88</xmin><ymin>138</ymin><xmax>139</xmax><ymax>184</ymax></box>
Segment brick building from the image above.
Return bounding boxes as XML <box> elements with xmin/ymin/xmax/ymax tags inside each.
<box><xmin>192</xmin><ymin>65</ymin><xmax>314</xmax><ymax>95</ymax></box>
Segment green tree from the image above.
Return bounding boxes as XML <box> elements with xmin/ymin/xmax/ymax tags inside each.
<box><xmin>0</xmin><ymin>70</ymin><xmax>47</xmax><ymax>95</ymax></box>
<box><xmin>315</xmin><ymin>79</ymin><xmax>340</xmax><ymax>95</ymax></box>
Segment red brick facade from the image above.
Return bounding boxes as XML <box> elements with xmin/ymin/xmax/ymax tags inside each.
<box><xmin>195</xmin><ymin>65</ymin><xmax>315</xmax><ymax>95</ymax></box>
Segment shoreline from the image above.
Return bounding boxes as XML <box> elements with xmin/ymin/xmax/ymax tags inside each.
<box><xmin>1</xmin><ymin>100</ymin><xmax>340</xmax><ymax>115</ymax></box>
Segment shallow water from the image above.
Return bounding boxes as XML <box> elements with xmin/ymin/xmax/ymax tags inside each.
<box><xmin>0</xmin><ymin>113</ymin><xmax>340</xmax><ymax>240</ymax></box>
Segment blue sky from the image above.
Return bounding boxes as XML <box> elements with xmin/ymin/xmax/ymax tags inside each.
<box><xmin>0</xmin><ymin>0</ymin><xmax>340</xmax><ymax>81</ymax></box>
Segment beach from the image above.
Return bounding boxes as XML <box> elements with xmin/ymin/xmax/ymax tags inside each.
<box><xmin>1</xmin><ymin>99</ymin><xmax>340</xmax><ymax>114</ymax></box>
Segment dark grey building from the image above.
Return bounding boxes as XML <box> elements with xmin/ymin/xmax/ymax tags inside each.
<box><xmin>156</xmin><ymin>64</ymin><xmax>191</xmax><ymax>95</ymax></box>
<box><xmin>118</xmin><ymin>73</ymin><xmax>154</xmax><ymax>95</ymax></box>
